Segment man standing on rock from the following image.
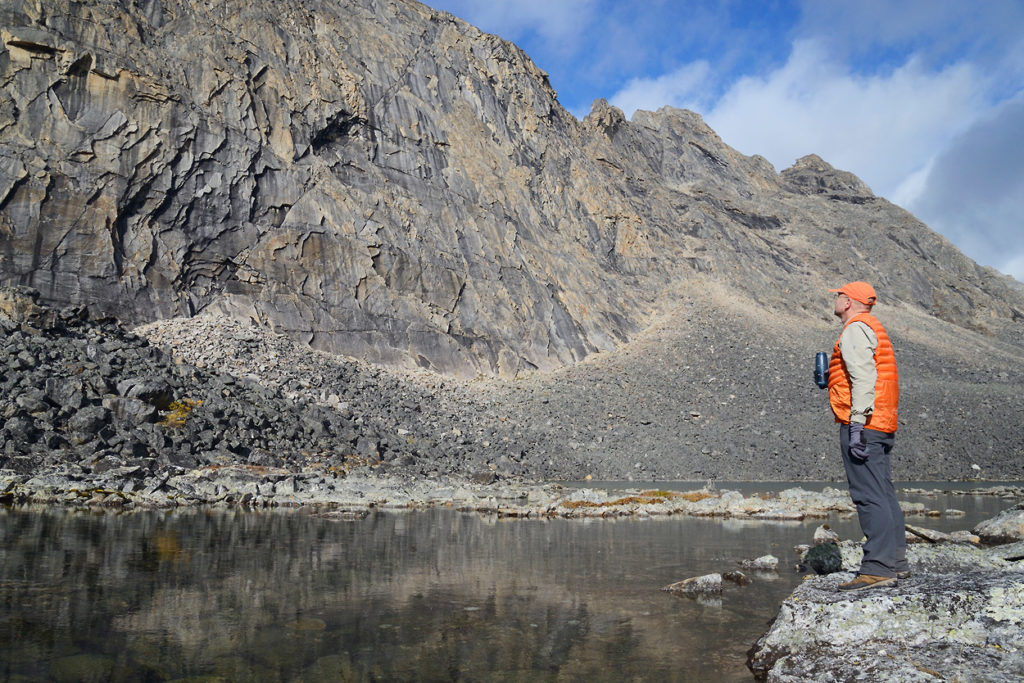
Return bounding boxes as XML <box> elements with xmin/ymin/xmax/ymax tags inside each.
<box><xmin>827</xmin><ymin>281</ymin><xmax>909</xmax><ymax>591</ymax></box>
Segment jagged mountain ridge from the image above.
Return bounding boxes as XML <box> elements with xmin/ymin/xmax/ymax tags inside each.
<box><xmin>1</xmin><ymin>0</ymin><xmax>1022</xmax><ymax>381</ymax></box>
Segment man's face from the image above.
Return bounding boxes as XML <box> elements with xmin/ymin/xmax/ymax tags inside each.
<box><xmin>833</xmin><ymin>292</ymin><xmax>850</xmax><ymax>318</ymax></box>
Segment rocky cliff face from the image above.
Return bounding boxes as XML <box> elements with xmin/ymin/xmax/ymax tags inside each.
<box><xmin>1</xmin><ymin>0</ymin><xmax>1023</xmax><ymax>380</ymax></box>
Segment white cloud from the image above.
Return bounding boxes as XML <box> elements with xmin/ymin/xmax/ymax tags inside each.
<box><xmin>796</xmin><ymin>0</ymin><xmax>1024</xmax><ymax>72</ymax></box>
<box><xmin>606</xmin><ymin>37</ymin><xmax>1023</xmax><ymax>280</ymax></box>
<box><xmin>702</xmin><ymin>40</ymin><xmax>990</xmax><ymax>195</ymax></box>
<box><xmin>907</xmin><ymin>96</ymin><xmax>1024</xmax><ymax>280</ymax></box>
<box><xmin>888</xmin><ymin>161</ymin><xmax>933</xmax><ymax>209</ymax></box>
<box><xmin>432</xmin><ymin>0</ymin><xmax>596</xmax><ymax>54</ymax></box>
<box><xmin>1001</xmin><ymin>254</ymin><xmax>1024</xmax><ymax>281</ymax></box>
<box><xmin>608</xmin><ymin>62</ymin><xmax>713</xmax><ymax>119</ymax></box>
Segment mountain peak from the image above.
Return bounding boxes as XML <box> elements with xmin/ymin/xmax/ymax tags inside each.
<box><xmin>1</xmin><ymin>0</ymin><xmax>1021</xmax><ymax>380</ymax></box>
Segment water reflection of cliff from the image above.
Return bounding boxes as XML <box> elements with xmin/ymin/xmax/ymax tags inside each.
<box><xmin>3</xmin><ymin>504</ymin><xmax>986</xmax><ymax>681</ymax></box>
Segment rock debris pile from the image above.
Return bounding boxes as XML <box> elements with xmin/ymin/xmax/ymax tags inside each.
<box><xmin>1</xmin><ymin>286</ymin><xmax>526</xmax><ymax>507</ymax></box>
<box><xmin>137</xmin><ymin>311</ymin><xmax>538</xmax><ymax>482</ymax></box>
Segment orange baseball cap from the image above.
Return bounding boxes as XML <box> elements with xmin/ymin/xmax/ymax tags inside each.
<box><xmin>829</xmin><ymin>281</ymin><xmax>877</xmax><ymax>305</ymax></box>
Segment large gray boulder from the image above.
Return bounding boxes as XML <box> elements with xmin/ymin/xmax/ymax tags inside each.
<box><xmin>975</xmin><ymin>502</ymin><xmax>1024</xmax><ymax>544</ymax></box>
<box><xmin>749</xmin><ymin>543</ymin><xmax>1024</xmax><ymax>681</ymax></box>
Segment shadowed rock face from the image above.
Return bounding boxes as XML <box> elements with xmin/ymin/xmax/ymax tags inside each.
<box><xmin>1</xmin><ymin>0</ymin><xmax>1023</xmax><ymax>379</ymax></box>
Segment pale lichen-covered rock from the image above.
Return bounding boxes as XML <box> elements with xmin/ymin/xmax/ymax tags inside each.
<box><xmin>749</xmin><ymin>570</ymin><xmax>1024</xmax><ymax>681</ymax></box>
<box><xmin>663</xmin><ymin>573</ymin><xmax>722</xmax><ymax>596</ymax></box>
<box><xmin>905</xmin><ymin>523</ymin><xmax>978</xmax><ymax>544</ymax></box>
<box><xmin>830</xmin><ymin>536</ymin><xmax>1013</xmax><ymax>575</ymax></box>
<box><xmin>777</xmin><ymin>488</ymin><xmax>855</xmax><ymax>514</ymax></box>
<box><xmin>741</xmin><ymin>554</ymin><xmax>779</xmax><ymax>571</ymax></box>
<box><xmin>812</xmin><ymin>524</ymin><xmax>841</xmax><ymax>545</ymax></box>
<box><xmin>753</xmin><ymin>541</ymin><xmax>1024</xmax><ymax>681</ymax></box>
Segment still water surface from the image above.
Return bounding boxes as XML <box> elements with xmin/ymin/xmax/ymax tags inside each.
<box><xmin>0</xmin><ymin>485</ymin><xmax>1017</xmax><ymax>682</ymax></box>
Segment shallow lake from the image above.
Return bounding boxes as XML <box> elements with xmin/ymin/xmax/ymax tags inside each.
<box><xmin>0</xmin><ymin>484</ymin><xmax>1018</xmax><ymax>682</ymax></box>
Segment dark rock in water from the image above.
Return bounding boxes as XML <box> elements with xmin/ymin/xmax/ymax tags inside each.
<box><xmin>723</xmin><ymin>570</ymin><xmax>751</xmax><ymax>586</ymax></box>
<box><xmin>801</xmin><ymin>541</ymin><xmax>842</xmax><ymax>575</ymax></box>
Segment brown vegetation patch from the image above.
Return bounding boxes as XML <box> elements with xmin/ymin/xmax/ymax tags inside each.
<box><xmin>560</xmin><ymin>489</ymin><xmax>717</xmax><ymax>509</ymax></box>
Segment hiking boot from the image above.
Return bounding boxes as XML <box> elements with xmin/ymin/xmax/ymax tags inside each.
<box><xmin>896</xmin><ymin>570</ymin><xmax>912</xmax><ymax>579</ymax></box>
<box><xmin>838</xmin><ymin>574</ymin><xmax>896</xmax><ymax>592</ymax></box>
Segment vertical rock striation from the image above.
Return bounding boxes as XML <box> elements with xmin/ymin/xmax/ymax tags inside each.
<box><xmin>1</xmin><ymin>0</ymin><xmax>1022</xmax><ymax>378</ymax></box>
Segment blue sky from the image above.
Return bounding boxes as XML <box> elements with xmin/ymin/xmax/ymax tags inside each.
<box><xmin>422</xmin><ymin>0</ymin><xmax>1024</xmax><ymax>282</ymax></box>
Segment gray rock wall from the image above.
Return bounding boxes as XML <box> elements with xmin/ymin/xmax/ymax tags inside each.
<box><xmin>2</xmin><ymin>0</ymin><xmax>1023</xmax><ymax>379</ymax></box>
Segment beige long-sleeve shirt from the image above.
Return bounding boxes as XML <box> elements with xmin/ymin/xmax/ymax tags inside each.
<box><xmin>838</xmin><ymin>321</ymin><xmax>878</xmax><ymax>425</ymax></box>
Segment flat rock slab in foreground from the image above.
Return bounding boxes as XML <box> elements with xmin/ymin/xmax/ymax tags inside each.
<box><xmin>748</xmin><ymin>544</ymin><xmax>1024</xmax><ymax>682</ymax></box>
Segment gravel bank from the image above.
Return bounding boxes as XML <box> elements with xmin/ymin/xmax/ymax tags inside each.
<box><xmin>143</xmin><ymin>280</ymin><xmax>1024</xmax><ymax>482</ymax></box>
<box><xmin>3</xmin><ymin>283</ymin><xmax>1023</xmax><ymax>498</ymax></box>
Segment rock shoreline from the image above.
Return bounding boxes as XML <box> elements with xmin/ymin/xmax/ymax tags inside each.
<box><xmin>0</xmin><ymin>462</ymin><xmax>1017</xmax><ymax>521</ymax></box>
<box><xmin>747</xmin><ymin>541</ymin><xmax>1024</xmax><ymax>682</ymax></box>
<box><xmin>742</xmin><ymin>500</ymin><xmax>1024</xmax><ymax>681</ymax></box>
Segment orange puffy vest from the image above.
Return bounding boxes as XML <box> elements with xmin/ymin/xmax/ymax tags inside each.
<box><xmin>827</xmin><ymin>312</ymin><xmax>899</xmax><ymax>432</ymax></box>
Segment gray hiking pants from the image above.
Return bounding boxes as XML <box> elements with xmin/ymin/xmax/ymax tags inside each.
<box><xmin>840</xmin><ymin>424</ymin><xmax>908</xmax><ymax>577</ymax></box>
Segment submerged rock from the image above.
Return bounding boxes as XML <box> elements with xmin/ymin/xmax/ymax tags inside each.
<box><xmin>723</xmin><ymin>570</ymin><xmax>752</xmax><ymax>586</ymax></box>
<box><xmin>663</xmin><ymin>573</ymin><xmax>723</xmax><ymax>597</ymax></box>
<box><xmin>740</xmin><ymin>555</ymin><xmax>779</xmax><ymax>571</ymax></box>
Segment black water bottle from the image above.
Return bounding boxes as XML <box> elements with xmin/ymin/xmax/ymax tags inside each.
<box><xmin>814</xmin><ymin>351</ymin><xmax>828</xmax><ymax>389</ymax></box>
